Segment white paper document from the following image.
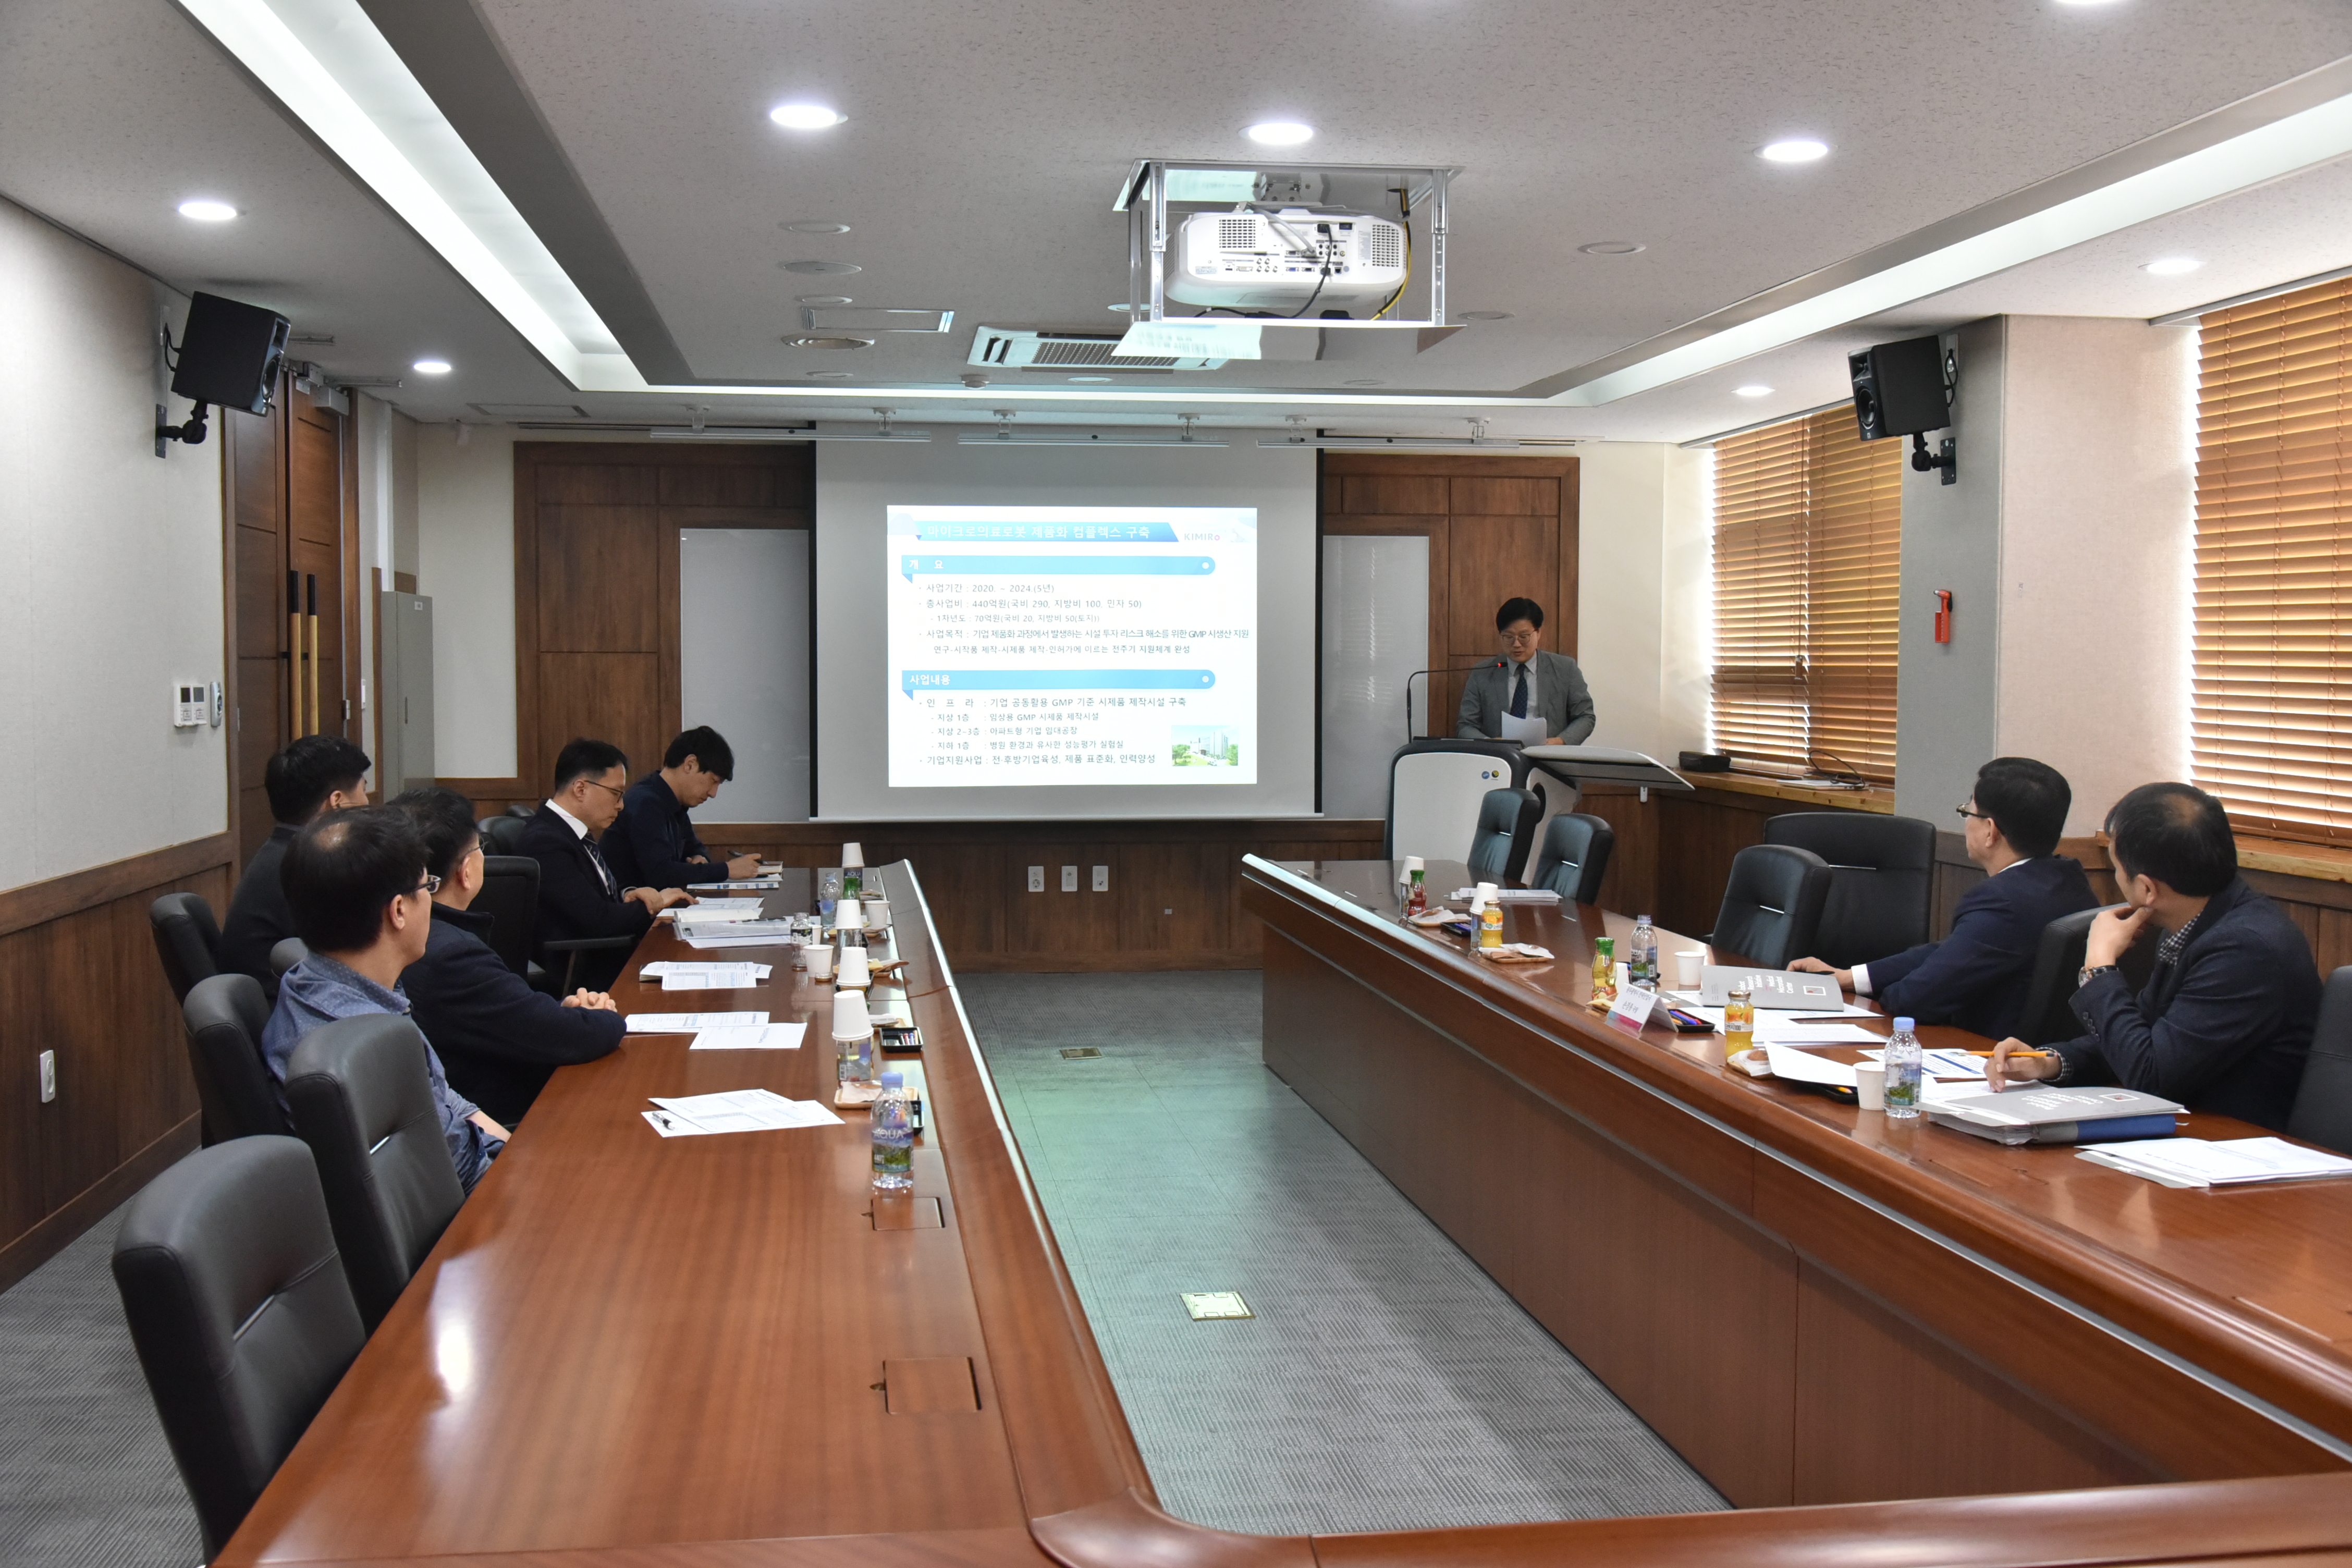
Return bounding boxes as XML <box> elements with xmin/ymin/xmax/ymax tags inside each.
<box><xmin>1763</xmin><ymin>1043</ymin><xmax>1858</xmax><ymax>1087</ymax></box>
<box><xmin>1446</xmin><ymin>888</ymin><xmax>1562</xmax><ymax>903</ymax></box>
<box><xmin>1756</xmin><ymin>1022</ymin><xmax>1884</xmax><ymax>1046</ymax></box>
<box><xmin>689</xmin><ymin>1023</ymin><xmax>807</xmax><ymax>1051</ymax></box>
<box><xmin>641</xmin><ymin>961</ymin><xmax>772</xmax><ymax>979</ymax></box>
<box><xmin>658</xmin><ymin>963</ymin><xmax>771</xmax><ymax>990</ymax></box>
<box><xmin>705</xmin><ymin>878</ymin><xmax>785</xmax><ymax>890</ymax></box>
<box><xmin>626</xmin><ymin>1011</ymin><xmax>769</xmax><ymax>1034</ymax></box>
<box><xmin>646</xmin><ymin>1087</ymin><xmax>843</xmax><ymax>1135</ymax></box>
<box><xmin>681</xmin><ymin>922</ymin><xmax>805</xmax><ymax>950</ymax></box>
<box><xmin>661</xmin><ymin>898</ymin><xmax>766</xmax><ymax>917</ymax></box>
<box><xmin>1860</xmin><ymin>1047</ymin><xmax>1987</xmax><ymax>1078</ymax></box>
<box><xmin>2077</xmin><ymin>1136</ymin><xmax>2352</xmax><ymax>1187</ymax></box>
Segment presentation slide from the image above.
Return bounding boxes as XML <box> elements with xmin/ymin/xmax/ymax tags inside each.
<box><xmin>886</xmin><ymin>505</ymin><xmax>1257</xmax><ymax>789</ymax></box>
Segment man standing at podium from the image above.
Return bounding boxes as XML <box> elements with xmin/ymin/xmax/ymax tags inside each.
<box><xmin>1456</xmin><ymin>597</ymin><xmax>1596</xmax><ymax>746</ymax></box>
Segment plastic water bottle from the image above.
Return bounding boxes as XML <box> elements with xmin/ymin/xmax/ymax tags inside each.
<box><xmin>1630</xmin><ymin>915</ymin><xmax>1658</xmax><ymax>988</ymax></box>
<box><xmin>1884</xmin><ymin>1016</ymin><xmax>1923</xmax><ymax>1119</ymax></box>
<box><xmin>871</xmin><ymin>1071</ymin><xmax>913</xmax><ymax>1192</ymax></box>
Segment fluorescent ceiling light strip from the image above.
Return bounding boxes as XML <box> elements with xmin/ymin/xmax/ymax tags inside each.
<box><xmin>955</xmin><ymin>434</ymin><xmax>1229</xmax><ymax>446</ymax></box>
<box><xmin>179</xmin><ymin>0</ymin><xmax>641</xmax><ymax>390</ymax></box>
<box><xmin>648</xmin><ymin>427</ymin><xmax>932</xmax><ymax>442</ymax></box>
<box><xmin>1558</xmin><ymin>88</ymin><xmax>2352</xmax><ymax>406</ymax></box>
<box><xmin>1258</xmin><ymin>437</ymin><xmax>1575</xmax><ymax>450</ymax></box>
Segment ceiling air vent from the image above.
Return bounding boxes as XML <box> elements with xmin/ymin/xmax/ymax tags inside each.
<box><xmin>967</xmin><ymin>326</ymin><xmax>1224</xmax><ymax>373</ymax></box>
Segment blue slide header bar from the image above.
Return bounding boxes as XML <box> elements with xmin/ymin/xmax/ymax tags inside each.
<box><xmin>900</xmin><ymin>555</ymin><xmax>1215</xmax><ymax>580</ymax></box>
<box><xmin>902</xmin><ymin>669</ymin><xmax>1217</xmax><ymax>694</ymax></box>
<box><xmin>913</xmin><ymin>521</ymin><xmax>1179</xmax><ymax>542</ymax></box>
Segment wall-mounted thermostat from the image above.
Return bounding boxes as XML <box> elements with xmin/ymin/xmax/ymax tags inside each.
<box><xmin>173</xmin><ymin>683</ymin><xmax>210</xmax><ymax>728</ymax></box>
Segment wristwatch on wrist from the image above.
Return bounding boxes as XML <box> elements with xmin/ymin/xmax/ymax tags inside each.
<box><xmin>2077</xmin><ymin>963</ymin><xmax>2119</xmax><ymax>989</ymax></box>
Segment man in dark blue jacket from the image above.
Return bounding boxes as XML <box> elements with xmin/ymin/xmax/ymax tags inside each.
<box><xmin>1991</xmin><ymin>782</ymin><xmax>2318</xmax><ymax>1130</ymax></box>
<box><xmin>1792</xmin><ymin>757</ymin><xmax>2097</xmax><ymax>1039</ymax></box>
<box><xmin>393</xmin><ymin>786</ymin><xmax>628</xmax><ymax>1126</ymax></box>
<box><xmin>221</xmin><ymin>734</ymin><xmax>372</xmax><ymax>993</ymax></box>
<box><xmin>517</xmin><ymin>739</ymin><xmax>693</xmax><ymax>991</ymax></box>
<box><xmin>605</xmin><ymin>726</ymin><xmax>761</xmax><ymax>890</ymax></box>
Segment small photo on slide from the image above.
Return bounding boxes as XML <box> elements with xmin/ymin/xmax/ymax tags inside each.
<box><xmin>1172</xmin><ymin>725</ymin><xmax>1240</xmax><ymax>768</ymax></box>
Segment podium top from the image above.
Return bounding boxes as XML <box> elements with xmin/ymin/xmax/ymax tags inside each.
<box><xmin>1520</xmin><ymin>745</ymin><xmax>1693</xmax><ymax>791</ymax></box>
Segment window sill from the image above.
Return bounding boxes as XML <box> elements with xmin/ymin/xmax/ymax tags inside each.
<box><xmin>1685</xmin><ymin>771</ymin><xmax>1895</xmax><ymax>814</ymax></box>
<box><xmin>2233</xmin><ymin>835</ymin><xmax>2352</xmax><ymax>887</ymax></box>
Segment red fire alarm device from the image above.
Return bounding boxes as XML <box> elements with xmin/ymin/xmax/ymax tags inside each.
<box><xmin>1934</xmin><ymin>590</ymin><xmax>1953</xmax><ymax>645</ymax></box>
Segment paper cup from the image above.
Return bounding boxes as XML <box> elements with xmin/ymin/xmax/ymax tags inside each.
<box><xmin>1853</xmin><ymin>1062</ymin><xmax>1886</xmax><ymax>1111</ymax></box>
<box><xmin>837</xmin><ymin>948</ymin><xmax>872</xmax><ymax>989</ymax></box>
<box><xmin>1674</xmin><ymin>950</ymin><xmax>1705</xmax><ymax>988</ymax></box>
<box><xmin>805</xmin><ymin>945</ymin><xmax>835</xmax><ymax>981</ymax></box>
<box><xmin>841</xmin><ymin>841</ymin><xmax>864</xmax><ymax>869</ymax></box>
<box><xmin>836</xmin><ymin>898</ymin><xmax>864</xmax><ymax>932</ymax></box>
<box><xmin>865</xmin><ymin>899</ymin><xmax>890</xmax><ymax>930</ymax></box>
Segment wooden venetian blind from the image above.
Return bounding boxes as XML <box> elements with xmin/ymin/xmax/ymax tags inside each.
<box><xmin>2194</xmin><ymin>274</ymin><xmax>2352</xmax><ymax>846</ymax></box>
<box><xmin>1711</xmin><ymin>406</ymin><xmax>1903</xmax><ymax>782</ymax></box>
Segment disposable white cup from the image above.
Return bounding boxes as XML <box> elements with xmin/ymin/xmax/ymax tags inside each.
<box><xmin>1675</xmin><ymin>950</ymin><xmax>1705</xmax><ymax>988</ymax></box>
<box><xmin>841</xmin><ymin>841</ymin><xmax>864</xmax><ymax>869</ymax></box>
<box><xmin>837</xmin><ymin>948</ymin><xmax>872</xmax><ymax>989</ymax></box>
<box><xmin>805</xmin><ymin>945</ymin><xmax>835</xmax><ymax>981</ymax></box>
<box><xmin>836</xmin><ymin>898</ymin><xmax>865</xmax><ymax>932</ymax></box>
<box><xmin>865</xmin><ymin>899</ymin><xmax>890</xmax><ymax>930</ymax></box>
<box><xmin>831</xmin><ymin>988</ymin><xmax>871</xmax><ymax>1038</ymax></box>
<box><xmin>1854</xmin><ymin>1062</ymin><xmax>1887</xmax><ymax>1112</ymax></box>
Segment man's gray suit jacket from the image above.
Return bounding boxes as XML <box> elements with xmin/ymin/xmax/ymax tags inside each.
<box><xmin>1455</xmin><ymin>650</ymin><xmax>1597</xmax><ymax>744</ymax></box>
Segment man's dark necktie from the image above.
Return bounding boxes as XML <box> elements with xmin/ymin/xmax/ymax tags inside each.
<box><xmin>1509</xmin><ymin>663</ymin><xmax>1529</xmax><ymax>720</ymax></box>
<box><xmin>585</xmin><ymin>836</ymin><xmax>618</xmax><ymax>896</ymax></box>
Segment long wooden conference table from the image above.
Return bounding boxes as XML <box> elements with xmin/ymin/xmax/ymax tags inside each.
<box><xmin>219</xmin><ymin>859</ymin><xmax>2352</xmax><ymax>1568</ymax></box>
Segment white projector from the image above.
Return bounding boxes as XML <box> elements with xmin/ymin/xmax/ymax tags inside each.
<box><xmin>1165</xmin><ymin>209</ymin><xmax>1406</xmax><ymax>313</ymax></box>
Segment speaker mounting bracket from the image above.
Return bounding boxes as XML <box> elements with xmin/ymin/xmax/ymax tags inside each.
<box><xmin>154</xmin><ymin>400</ymin><xmax>210</xmax><ymax>458</ymax></box>
<box><xmin>1910</xmin><ymin>431</ymin><xmax>1956</xmax><ymax>485</ymax></box>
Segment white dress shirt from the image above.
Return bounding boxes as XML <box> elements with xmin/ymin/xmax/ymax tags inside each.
<box><xmin>545</xmin><ymin>799</ymin><xmax>616</xmax><ymax>894</ymax></box>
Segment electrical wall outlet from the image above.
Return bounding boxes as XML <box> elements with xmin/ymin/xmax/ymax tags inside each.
<box><xmin>1060</xmin><ymin>865</ymin><xmax>1079</xmax><ymax>892</ymax></box>
<box><xmin>1091</xmin><ymin>864</ymin><xmax>1109</xmax><ymax>892</ymax></box>
<box><xmin>39</xmin><ymin>1050</ymin><xmax>56</xmax><ymax>1104</ymax></box>
<box><xmin>1026</xmin><ymin>865</ymin><xmax>1045</xmax><ymax>892</ymax></box>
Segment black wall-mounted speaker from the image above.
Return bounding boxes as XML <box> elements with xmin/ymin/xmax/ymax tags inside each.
<box><xmin>170</xmin><ymin>292</ymin><xmax>290</xmax><ymax>415</ymax></box>
<box><xmin>1847</xmin><ymin>334</ymin><xmax>1949</xmax><ymax>441</ymax></box>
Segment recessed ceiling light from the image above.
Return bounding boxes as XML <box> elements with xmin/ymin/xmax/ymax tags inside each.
<box><xmin>2143</xmin><ymin>256</ymin><xmax>2202</xmax><ymax>276</ymax></box>
<box><xmin>769</xmin><ymin>103</ymin><xmax>846</xmax><ymax>130</ymax></box>
<box><xmin>1460</xmin><ymin>311</ymin><xmax>1513</xmax><ymax>321</ymax></box>
<box><xmin>782</xmin><ymin>335</ymin><xmax>873</xmax><ymax>350</ymax></box>
<box><xmin>413</xmin><ymin>359</ymin><xmax>452</xmax><ymax>375</ymax></box>
<box><xmin>1069</xmin><ymin>375</ymin><xmax>1113</xmax><ymax>383</ymax></box>
<box><xmin>1758</xmin><ymin>139</ymin><xmax>1829</xmax><ymax>164</ymax></box>
<box><xmin>1344</xmin><ymin>378</ymin><xmax>1385</xmax><ymax>387</ymax></box>
<box><xmin>783</xmin><ymin>220</ymin><xmax>851</xmax><ymax>234</ymax></box>
<box><xmin>1734</xmin><ymin>384</ymin><xmax>1773</xmax><ymax>397</ymax></box>
<box><xmin>782</xmin><ymin>260</ymin><xmax>860</xmax><ymax>275</ymax></box>
<box><xmin>177</xmin><ymin>199</ymin><xmax>238</xmax><ymax>222</ymax></box>
<box><xmin>1246</xmin><ymin>121</ymin><xmax>1315</xmax><ymax>146</ymax></box>
<box><xmin>1578</xmin><ymin>240</ymin><xmax>1645</xmax><ymax>256</ymax></box>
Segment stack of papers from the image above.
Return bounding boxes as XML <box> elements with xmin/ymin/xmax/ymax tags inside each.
<box><xmin>2077</xmin><ymin>1137</ymin><xmax>2352</xmax><ymax>1188</ymax></box>
<box><xmin>689</xmin><ymin>1023</ymin><xmax>805</xmax><ymax>1051</ymax></box>
<box><xmin>1446</xmin><ymin>887</ymin><xmax>1562</xmax><ymax>903</ymax></box>
<box><xmin>681</xmin><ymin>921</ymin><xmax>806</xmax><ymax>950</ymax></box>
<box><xmin>1860</xmin><ymin>1046</ymin><xmax>1987</xmax><ymax>1079</ymax></box>
<box><xmin>662</xmin><ymin>898</ymin><xmax>767</xmax><ymax>920</ymax></box>
<box><xmin>704</xmin><ymin>877</ymin><xmax>785</xmax><ymax>890</ymax></box>
<box><xmin>642</xmin><ymin>1088</ymin><xmax>842</xmax><ymax>1137</ymax></box>
<box><xmin>642</xmin><ymin>961</ymin><xmax>771</xmax><ymax>980</ymax></box>
<box><xmin>626</xmin><ymin>1010</ymin><xmax>768</xmax><ymax>1034</ymax></box>
<box><xmin>1672</xmin><ymin>1002</ymin><xmax>1882</xmax><ymax>1044</ymax></box>
<box><xmin>648</xmin><ymin>962</ymin><xmax>771</xmax><ymax>990</ymax></box>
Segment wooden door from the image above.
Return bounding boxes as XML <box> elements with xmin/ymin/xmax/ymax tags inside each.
<box><xmin>1320</xmin><ymin>454</ymin><xmax>1578</xmax><ymax>739</ymax></box>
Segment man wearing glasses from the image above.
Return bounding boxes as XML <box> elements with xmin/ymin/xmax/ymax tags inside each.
<box><xmin>519</xmin><ymin>738</ymin><xmax>694</xmax><ymax>990</ymax></box>
<box><xmin>261</xmin><ymin>806</ymin><xmax>507</xmax><ymax>1192</ymax></box>
<box><xmin>1455</xmin><ymin>597</ymin><xmax>1597</xmax><ymax>747</ymax></box>
<box><xmin>1791</xmin><ymin>756</ymin><xmax>2096</xmax><ymax>1039</ymax></box>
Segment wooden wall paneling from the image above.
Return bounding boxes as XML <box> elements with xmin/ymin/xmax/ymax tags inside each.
<box><xmin>1114</xmin><ymin>840</ymin><xmax>1231</xmax><ymax>956</ymax></box>
<box><xmin>536</xmin><ymin>653</ymin><xmax>664</xmax><ymax>788</ymax></box>
<box><xmin>1447</xmin><ymin>516</ymin><xmax>1559</xmax><ymax>656</ymax></box>
<box><xmin>1340</xmin><ymin>473</ymin><xmax>1449</xmax><ymax>515</ymax></box>
<box><xmin>536</xmin><ymin>505</ymin><xmax>660</xmax><ymax>653</ymax></box>
<box><xmin>227</xmin><ymin>382</ymin><xmax>287</xmax><ymax>863</ymax></box>
<box><xmin>657</xmin><ymin>512</ymin><xmax>683</xmax><ymax>741</ymax></box>
<box><xmin>341</xmin><ymin>403</ymin><xmax>362</xmax><ymax>745</ymax></box>
<box><xmin>1574</xmin><ymin>785</ymin><xmax>1661</xmax><ymax>917</ymax></box>
<box><xmin>1002</xmin><ymin>843</ymin><xmax>1118</xmax><ymax>956</ymax></box>
<box><xmin>288</xmin><ymin>402</ymin><xmax>347</xmax><ymax>738</ymax></box>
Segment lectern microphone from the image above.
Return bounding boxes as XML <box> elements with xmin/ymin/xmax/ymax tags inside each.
<box><xmin>1403</xmin><ymin>661</ymin><xmax>1505</xmax><ymax>739</ymax></box>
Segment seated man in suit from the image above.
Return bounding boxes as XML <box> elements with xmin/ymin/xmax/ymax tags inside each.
<box><xmin>220</xmin><ymin>734</ymin><xmax>371</xmax><ymax>989</ymax></box>
<box><xmin>1791</xmin><ymin>756</ymin><xmax>2098</xmax><ymax>1038</ymax></box>
<box><xmin>604</xmin><ymin>725</ymin><xmax>761</xmax><ymax>890</ymax></box>
<box><xmin>518</xmin><ymin>738</ymin><xmax>692</xmax><ymax>990</ymax></box>
<box><xmin>1990</xmin><ymin>781</ymin><xmax>2320</xmax><ymax>1130</ymax></box>
<box><xmin>261</xmin><ymin>806</ymin><xmax>506</xmax><ymax>1192</ymax></box>
<box><xmin>1456</xmin><ymin>597</ymin><xmax>1596</xmax><ymax>746</ymax></box>
<box><xmin>390</xmin><ymin>787</ymin><xmax>628</xmax><ymax>1127</ymax></box>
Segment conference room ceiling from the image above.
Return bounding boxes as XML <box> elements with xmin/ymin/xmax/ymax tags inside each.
<box><xmin>3</xmin><ymin>0</ymin><xmax>2350</xmax><ymax>441</ymax></box>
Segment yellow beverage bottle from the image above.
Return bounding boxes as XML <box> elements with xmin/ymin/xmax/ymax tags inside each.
<box><xmin>1725</xmin><ymin>985</ymin><xmax>1755</xmax><ymax>1063</ymax></box>
<box><xmin>1591</xmin><ymin>936</ymin><xmax>1616</xmax><ymax>1005</ymax></box>
<box><xmin>1478</xmin><ymin>903</ymin><xmax>1504</xmax><ymax>949</ymax></box>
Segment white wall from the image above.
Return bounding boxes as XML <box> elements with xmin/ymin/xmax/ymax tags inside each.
<box><xmin>1576</xmin><ymin>442</ymin><xmax>1712</xmax><ymax>762</ymax></box>
<box><xmin>0</xmin><ymin>199</ymin><xmax>226</xmax><ymax>890</ymax></box>
<box><xmin>415</xmin><ymin>422</ymin><xmax>521</xmax><ymax>778</ymax></box>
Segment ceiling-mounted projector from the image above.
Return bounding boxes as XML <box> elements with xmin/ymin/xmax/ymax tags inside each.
<box><xmin>1165</xmin><ymin>208</ymin><xmax>1406</xmax><ymax>313</ymax></box>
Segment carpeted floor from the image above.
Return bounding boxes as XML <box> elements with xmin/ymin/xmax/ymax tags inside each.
<box><xmin>0</xmin><ymin>1203</ymin><xmax>203</xmax><ymax>1568</ymax></box>
<box><xmin>958</xmin><ymin>969</ymin><xmax>1724</xmax><ymax>1536</ymax></box>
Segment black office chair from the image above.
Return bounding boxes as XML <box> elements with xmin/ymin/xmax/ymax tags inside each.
<box><xmin>540</xmin><ymin>934</ymin><xmax>638</xmax><ymax>995</ymax></box>
<box><xmin>474</xmin><ymin>854</ymin><xmax>546</xmax><ymax>984</ymax></box>
<box><xmin>270</xmin><ymin>936</ymin><xmax>310</xmax><ymax>981</ymax></box>
<box><xmin>478</xmin><ymin>813</ymin><xmax>533</xmax><ymax>855</ymax></box>
<box><xmin>284</xmin><ymin>1014</ymin><xmax>468</xmax><ymax>1331</ymax></box>
<box><xmin>182</xmin><ymin>974</ymin><xmax>293</xmax><ymax>1145</ymax></box>
<box><xmin>2288</xmin><ymin>968</ymin><xmax>2352</xmax><ymax>1157</ymax></box>
<box><xmin>1763</xmin><ymin>812</ymin><xmax>1937</xmax><ymax>967</ymax></box>
<box><xmin>2012</xmin><ymin>904</ymin><xmax>2160</xmax><ymax>1047</ymax></box>
<box><xmin>1709</xmin><ymin>844</ymin><xmax>1832</xmax><ymax>970</ymax></box>
<box><xmin>1527</xmin><ymin>812</ymin><xmax>1615</xmax><ymax>904</ymax></box>
<box><xmin>1466</xmin><ymin>787</ymin><xmax>1543</xmax><ymax>885</ymax></box>
<box><xmin>111</xmin><ymin>1136</ymin><xmax>366</xmax><ymax>1558</ymax></box>
<box><xmin>150</xmin><ymin>892</ymin><xmax>223</xmax><ymax>1005</ymax></box>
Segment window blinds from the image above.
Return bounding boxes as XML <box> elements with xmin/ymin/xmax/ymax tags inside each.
<box><xmin>2194</xmin><ymin>274</ymin><xmax>2352</xmax><ymax>846</ymax></box>
<box><xmin>1711</xmin><ymin>407</ymin><xmax>1903</xmax><ymax>783</ymax></box>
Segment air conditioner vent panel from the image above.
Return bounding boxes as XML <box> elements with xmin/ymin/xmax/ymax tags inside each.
<box><xmin>969</xmin><ymin>327</ymin><xmax>1224</xmax><ymax>372</ymax></box>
